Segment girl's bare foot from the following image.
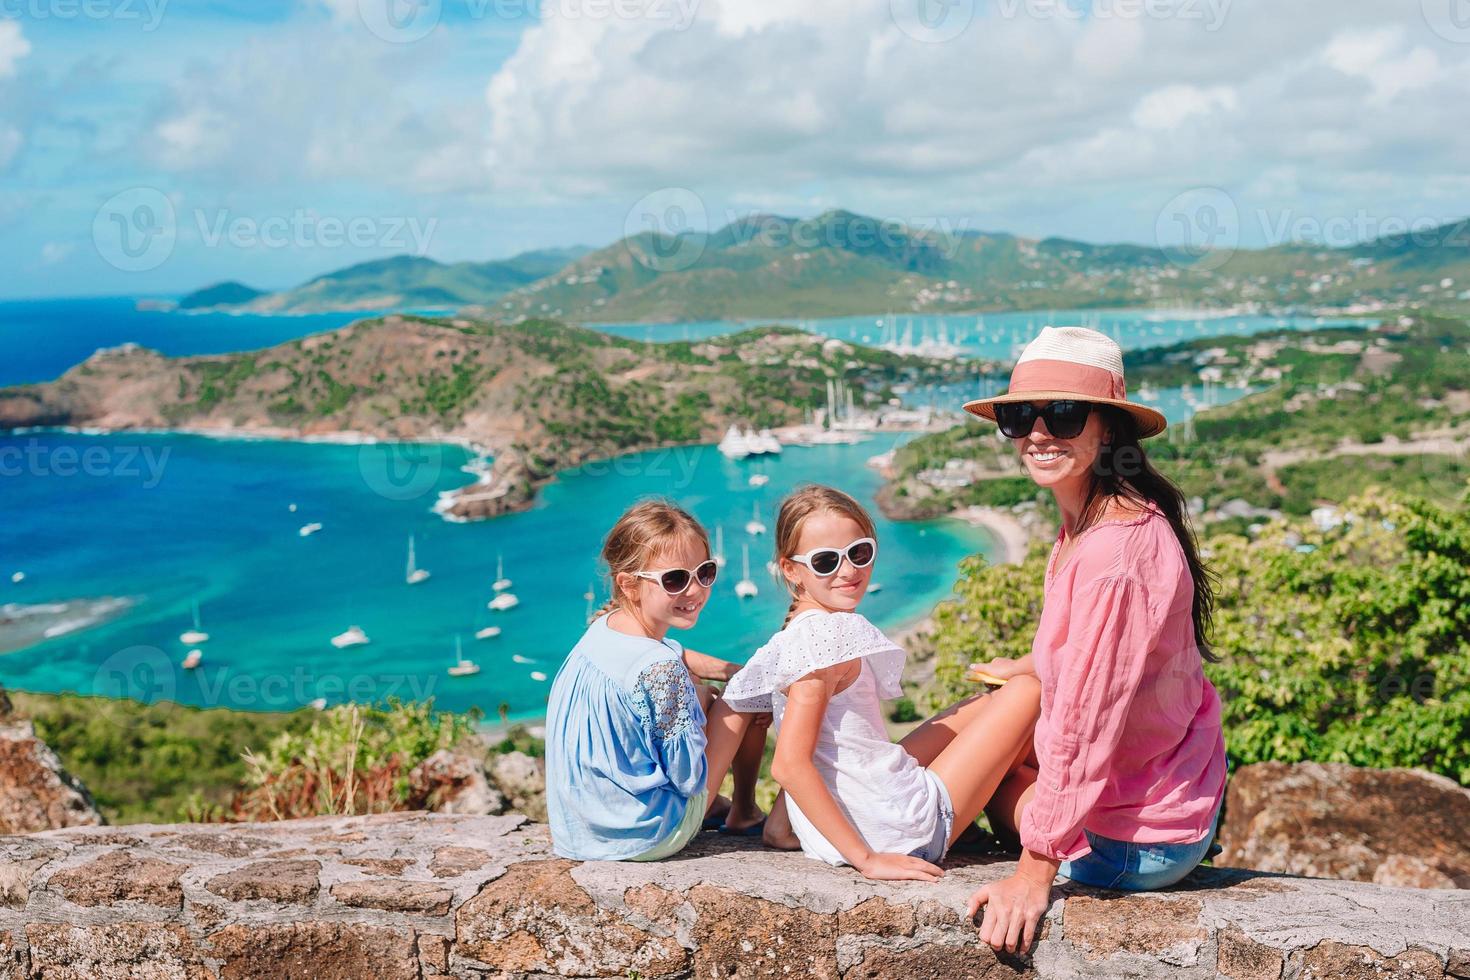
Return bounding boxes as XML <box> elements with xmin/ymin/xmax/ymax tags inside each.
<box><xmin>704</xmin><ymin>793</ymin><xmax>733</xmax><ymax>827</ymax></box>
<box><xmin>719</xmin><ymin>802</ymin><xmax>766</xmax><ymax>834</ymax></box>
<box><xmin>761</xmin><ymin>792</ymin><xmax>801</xmax><ymax>850</ymax></box>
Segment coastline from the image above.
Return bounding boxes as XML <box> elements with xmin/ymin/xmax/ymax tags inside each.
<box><xmin>949</xmin><ymin>505</ymin><xmax>1034</xmax><ymax>566</ymax></box>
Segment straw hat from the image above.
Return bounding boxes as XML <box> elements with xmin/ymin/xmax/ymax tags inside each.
<box><xmin>963</xmin><ymin>326</ymin><xmax>1167</xmax><ymax>438</ymax></box>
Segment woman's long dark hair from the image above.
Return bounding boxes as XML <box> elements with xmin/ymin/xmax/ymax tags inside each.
<box><xmin>1078</xmin><ymin>406</ymin><xmax>1218</xmax><ymax>662</ymax></box>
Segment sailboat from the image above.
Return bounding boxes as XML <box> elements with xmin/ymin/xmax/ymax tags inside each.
<box><xmin>330</xmin><ymin>625</ymin><xmax>370</xmax><ymax>648</ymax></box>
<box><xmin>475</xmin><ymin>625</ymin><xmax>502</xmax><ymax>640</ymax></box>
<box><xmin>181</xmin><ymin>649</ymin><xmax>202</xmax><ymax>670</ymax></box>
<box><xmin>584</xmin><ymin>583</ymin><xmax>597</xmax><ymax>624</ymax></box>
<box><xmin>488</xmin><ymin>589</ymin><xmax>519</xmax><ymax>612</ymax></box>
<box><xmin>447</xmin><ymin>636</ymin><xmax>480</xmax><ymax>677</ymax></box>
<box><xmin>744</xmin><ymin>502</ymin><xmax>767</xmax><ymax>536</ymax></box>
<box><xmin>405</xmin><ymin>535</ymin><xmax>430</xmax><ymax>585</ymax></box>
<box><xmin>492</xmin><ymin>554</ymin><xmax>513</xmax><ymax>592</ymax></box>
<box><xmin>747</xmin><ymin>473</ymin><xmax>770</xmax><ymax>487</ymax></box>
<box><xmin>179</xmin><ymin>600</ymin><xmax>209</xmax><ymax>645</ymax></box>
<box><xmin>713</xmin><ymin>526</ymin><xmax>727</xmax><ymax>568</ymax></box>
<box><xmin>735</xmin><ymin>544</ymin><xmax>759</xmax><ymax>598</ymax></box>
<box><xmin>299</xmin><ymin>522</ymin><xmax>323</xmax><ymax>537</ymax></box>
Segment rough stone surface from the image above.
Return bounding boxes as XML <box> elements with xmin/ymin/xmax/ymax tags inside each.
<box><xmin>1220</xmin><ymin>762</ymin><xmax>1470</xmax><ymax>888</ymax></box>
<box><xmin>0</xmin><ymin>721</ymin><xmax>103</xmax><ymax>835</ymax></box>
<box><xmin>0</xmin><ymin>812</ymin><xmax>1466</xmax><ymax>978</ymax></box>
<box><xmin>489</xmin><ymin>750</ymin><xmax>547</xmax><ymax>821</ymax></box>
<box><xmin>406</xmin><ymin>750</ymin><xmax>505</xmax><ymax>816</ymax></box>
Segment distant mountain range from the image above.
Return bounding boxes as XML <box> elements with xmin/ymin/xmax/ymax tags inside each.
<box><xmin>179</xmin><ymin>210</ymin><xmax>1470</xmax><ymax>320</ymax></box>
<box><xmin>179</xmin><ymin>248</ymin><xmax>590</xmax><ymax>314</ymax></box>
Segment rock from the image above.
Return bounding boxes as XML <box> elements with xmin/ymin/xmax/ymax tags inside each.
<box><xmin>0</xmin><ymin>809</ymin><xmax>1465</xmax><ymax>978</ymax></box>
<box><xmin>330</xmin><ymin>879</ymin><xmax>453</xmax><ymax>915</ymax></box>
<box><xmin>0</xmin><ymin>720</ymin><xmax>104</xmax><ymax>834</ymax></box>
<box><xmin>406</xmin><ymin>749</ymin><xmax>504</xmax><ymax>816</ymax></box>
<box><xmin>1219</xmin><ymin>762</ymin><xmax>1470</xmax><ymax>888</ymax></box>
<box><xmin>205</xmin><ymin>859</ymin><xmax>320</xmax><ymax>905</ymax></box>
<box><xmin>489</xmin><ymin>750</ymin><xmax>546</xmax><ymax>821</ymax></box>
<box><xmin>48</xmin><ymin>850</ymin><xmax>187</xmax><ymax>909</ymax></box>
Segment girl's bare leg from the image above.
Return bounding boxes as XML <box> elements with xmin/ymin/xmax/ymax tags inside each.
<box><xmin>722</xmin><ymin>712</ymin><xmax>770</xmax><ymax>831</ymax></box>
<box><xmin>899</xmin><ymin>688</ymin><xmax>996</xmax><ymax>768</ymax></box>
<box><xmin>702</xmin><ymin>694</ymin><xmax>755</xmax><ymax>820</ymax></box>
<box><xmin>908</xmin><ymin>676</ymin><xmax>1042</xmax><ymax>847</ymax></box>
<box><xmin>761</xmin><ymin>791</ymin><xmax>801</xmax><ymax>850</ymax></box>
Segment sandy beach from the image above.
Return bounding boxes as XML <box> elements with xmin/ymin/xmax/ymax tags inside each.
<box><xmin>951</xmin><ymin>505</ymin><xmax>1033</xmax><ymax>565</ymax></box>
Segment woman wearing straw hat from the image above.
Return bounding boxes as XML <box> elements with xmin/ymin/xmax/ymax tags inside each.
<box><xmin>960</xmin><ymin>326</ymin><xmax>1227</xmax><ymax>954</ymax></box>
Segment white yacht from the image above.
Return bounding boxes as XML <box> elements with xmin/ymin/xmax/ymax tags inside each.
<box><xmin>512</xmin><ymin>654</ymin><xmax>536</xmax><ymax>665</ymax></box>
<box><xmin>492</xmin><ymin>553</ymin><xmax>513</xmax><ymax>592</ymax></box>
<box><xmin>10</xmin><ymin>571</ymin><xmax>24</xmax><ymax>584</ymax></box>
<box><xmin>735</xmin><ymin>544</ymin><xmax>759</xmax><ymax>599</ymax></box>
<box><xmin>405</xmin><ymin>535</ymin><xmax>430</xmax><ymax>585</ymax></box>
<box><xmin>288</xmin><ymin>503</ymin><xmax>298</xmax><ymax>513</ymax></box>
<box><xmin>475</xmin><ymin>625</ymin><xmax>502</xmax><ymax>640</ymax></box>
<box><xmin>530</xmin><ymin>670</ymin><xmax>548</xmax><ymax>682</ymax></box>
<box><xmin>750</xmin><ymin>428</ymin><xmax>783</xmax><ymax>455</ymax></box>
<box><xmin>747</xmin><ymin>473</ymin><xmax>770</xmax><ymax>487</ymax></box>
<box><xmin>330</xmin><ymin>625</ymin><xmax>370</xmax><ymax>648</ymax></box>
<box><xmin>718</xmin><ymin>424</ymin><xmax>751</xmax><ymax>460</ymax></box>
<box><xmin>488</xmin><ymin>592</ymin><xmax>520</xmax><ymax>612</ymax></box>
<box><xmin>181</xmin><ymin>649</ymin><xmax>203</xmax><ymax>670</ymax></box>
<box><xmin>179</xmin><ymin>599</ymin><xmax>209</xmax><ymax>645</ymax></box>
<box><xmin>868</xmin><ymin>582</ymin><xmax>883</xmax><ymax>594</ymax></box>
<box><xmin>308</xmin><ymin>697</ymin><xmax>328</xmax><ymax>710</ymax></box>
<box><xmin>745</xmin><ymin>502</ymin><xmax>767</xmax><ymax>536</ymax></box>
<box><xmin>299</xmin><ymin>522</ymin><xmax>323</xmax><ymax>538</ymax></box>
<box><xmin>447</xmin><ymin>636</ymin><xmax>480</xmax><ymax>677</ymax></box>
<box><xmin>713</xmin><ymin>526</ymin><xmax>727</xmax><ymax>568</ymax></box>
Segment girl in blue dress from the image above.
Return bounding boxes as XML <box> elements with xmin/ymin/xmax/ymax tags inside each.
<box><xmin>546</xmin><ymin>499</ymin><xmax>769</xmax><ymax>860</ymax></box>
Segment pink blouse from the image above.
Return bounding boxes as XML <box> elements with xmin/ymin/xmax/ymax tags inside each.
<box><xmin>1018</xmin><ymin>506</ymin><xmax>1227</xmax><ymax>862</ymax></box>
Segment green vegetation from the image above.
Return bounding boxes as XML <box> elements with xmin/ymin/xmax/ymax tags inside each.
<box><xmin>10</xmin><ymin>691</ymin><xmax>314</xmax><ymax>824</ymax></box>
<box><xmin>927</xmin><ymin>488</ymin><xmax>1470</xmax><ymax>785</ymax></box>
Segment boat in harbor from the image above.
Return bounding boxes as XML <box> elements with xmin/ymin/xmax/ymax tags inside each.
<box><xmin>299</xmin><ymin>522</ymin><xmax>323</xmax><ymax>537</ymax></box>
<box><xmin>181</xmin><ymin>649</ymin><xmax>202</xmax><ymax>670</ymax></box>
<box><xmin>179</xmin><ymin>599</ymin><xmax>209</xmax><ymax>645</ymax></box>
<box><xmin>475</xmin><ymin>625</ymin><xmax>502</xmax><ymax>640</ymax></box>
<box><xmin>492</xmin><ymin>553</ymin><xmax>513</xmax><ymax>592</ymax></box>
<box><xmin>718</xmin><ymin>424</ymin><xmax>750</xmax><ymax>459</ymax></box>
<box><xmin>330</xmin><ymin>625</ymin><xmax>370</xmax><ymax>648</ymax></box>
<box><xmin>488</xmin><ymin>591</ymin><xmax>519</xmax><ymax>612</ymax></box>
<box><xmin>447</xmin><ymin>636</ymin><xmax>480</xmax><ymax>677</ymax></box>
<box><xmin>713</xmin><ymin>525</ymin><xmax>727</xmax><ymax>568</ymax></box>
<box><xmin>405</xmin><ymin>535</ymin><xmax>430</xmax><ymax>585</ymax></box>
<box><xmin>745</xmin><ymin>502</ymin><xmax>766</xmax><ymax>536</ymax></box>
<box><xmin>747</xmin><ymin>473</ymin><xmax>770</xmax><ymax>487</ymax></box>
<box><xmin>10</xmin><ymin>571</ymin><xmax>23</xmax><ymax>584</ymax></box>
<box><xmin>735</xmin><ymin>544</ymin><xmax>759</xmax><ymax>598</ymax></box>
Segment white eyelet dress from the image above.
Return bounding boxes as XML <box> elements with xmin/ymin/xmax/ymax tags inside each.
<box><xmin>723</xmin><ymin>609</ymin><xmax>950</xmax><ymax>866</ymax></box>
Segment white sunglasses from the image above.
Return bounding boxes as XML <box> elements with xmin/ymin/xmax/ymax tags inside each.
<box><xmin>633</xmin><ymin>559</ymin><xmax>719</xmax><ymax>595</ymax></box>
<box><xmin>788</xmin><ymin>537</ymin><xmax>877</xmax><ymax>577</ymax></box>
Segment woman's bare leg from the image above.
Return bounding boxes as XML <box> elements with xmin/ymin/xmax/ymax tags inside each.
<box><xmin>916</xmin><ymin>675</ymin><xmax>1042</xmax><ymax>847</ymax></box>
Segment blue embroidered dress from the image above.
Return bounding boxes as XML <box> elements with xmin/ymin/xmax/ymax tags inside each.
<box><xmin>545</xmin><ymin>613</ymin><xmax>708</xmax><ymax>860</ymax></box>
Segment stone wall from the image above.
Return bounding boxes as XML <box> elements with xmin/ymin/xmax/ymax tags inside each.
<box><xmin>3</xmin><ymin>812</ymin><xmax>1469</xmax><ymax>979</ymax></box>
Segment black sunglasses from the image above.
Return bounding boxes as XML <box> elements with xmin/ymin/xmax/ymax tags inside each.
<box><xmin>634</xmin><ymin>559</ymin><xmax>719</xmax><ymax>596</ymax></box>
<box><xmin>994</xmin><ymin>400</ymin><xmax>1094</xmax><ymax>440</ymax></box>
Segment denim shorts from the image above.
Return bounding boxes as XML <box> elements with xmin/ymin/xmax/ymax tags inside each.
<box><xmin>909</xmin><ymin>769</ymin><xmax>956</xmax><ymax>864</ymax></box>
<box><xmin>1057</xmin><ymin>803</ymin><xmax>1223</xmax><ymax>892</ymax></box>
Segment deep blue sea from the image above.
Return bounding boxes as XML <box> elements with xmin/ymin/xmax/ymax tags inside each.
<box><xmin>0</xmin><ymin>298</ymin><xmax>1343</xmax><ymax>719</ymax></box>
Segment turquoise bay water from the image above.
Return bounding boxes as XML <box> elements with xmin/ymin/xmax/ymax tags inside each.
<box><xmin>0</xmin><ymin>430</ymin><xmax>987</xmax><ymax>720</ymax></box>
<box><xmin>0</xmin><ymin>298</ymin><xmax>1281</xmax><ymax>719</ymax></box>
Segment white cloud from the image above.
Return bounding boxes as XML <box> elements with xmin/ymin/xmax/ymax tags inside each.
<box><xmin>479</xmin><ymin>0</ymin><xmax>1470</xmax><ymax>243</ymax></box>
<box><xmin>0</xmin><ymin>21</ymin><xmax>30</xmax><ymax>79</ymax></box>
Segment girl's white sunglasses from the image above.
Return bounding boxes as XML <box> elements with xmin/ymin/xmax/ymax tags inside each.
<box><xmin>788</xmin><ymin>537</ymin><xmax>877</xmax><ymax>577</ymax></box>
<box><xmin>633</xmin><ymin>559</ymin><xmax>719</xmax><ymax>595</ymax></box>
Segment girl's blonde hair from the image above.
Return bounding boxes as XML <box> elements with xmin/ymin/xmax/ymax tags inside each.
<box><xmin>592</xmin><ymin>499</ymin><xmax>710</xmax><ymax>620</ymax></box>
<box><xmin>773</xmin><ymin>485</ymin><xmax>878</xmax><ymax>628</ymax></box>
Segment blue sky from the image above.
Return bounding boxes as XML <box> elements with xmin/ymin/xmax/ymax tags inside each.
<box><xmin>1</xmin><ymin>0</ymin><xmax>1468</xmax><ymax>298</ymax></box>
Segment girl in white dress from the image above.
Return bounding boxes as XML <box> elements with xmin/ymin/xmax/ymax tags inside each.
<box><xmin>723</xmin><ymin>485</ymin><xmax>1041</xmax><ymax>881</ymax></box>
